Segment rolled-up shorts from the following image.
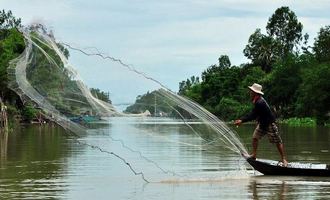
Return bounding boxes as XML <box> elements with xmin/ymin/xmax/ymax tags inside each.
<box><xmin>252</xmin><ymin>123</ymin><xmax>283</xmax><ymax>144</ymax></box>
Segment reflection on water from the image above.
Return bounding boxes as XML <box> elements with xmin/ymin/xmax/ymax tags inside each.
<box><xmin>0</xmin><ymin>118</ymin><xmax>329</xmax><ymax>199</ymax></box>
<box><xmin>0</xmin><ymin>124</ymin><xmax>74</xmax><ymax>199</ymax></box>
<box><xmin>249</xmin><ymin>176</ymin><xmax>330</xmax><ymax>200</ymax></box>
<box><xmin>0</xmin><ymin>128</ymin><xmax>8</xmax><ymax>162</ymax></box>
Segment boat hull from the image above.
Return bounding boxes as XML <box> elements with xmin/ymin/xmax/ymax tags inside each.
<box><xmin>247</xmin><ymin>157</ymin><xmax>330</xmax><ymax>177</ymax></box>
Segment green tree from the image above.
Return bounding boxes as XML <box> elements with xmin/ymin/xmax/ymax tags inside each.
<box><xmin>218</xmin><ymin>55</ymin><xmax>231</xmax><ymax>68</ymax></box>
<box><xmin>266</xmin><ymin>6</ymin><xmax>303</xmax><ymax>57</ymax></box>
<box><xmin>295</xmin><ymin>63</ymin><xmax>330</xmax><ymax>124</ymax></box>
<box><xmin>179</xmin><ymin>76</ymin><xmax>199</xmax><ymax>95</ymax></box>
<box><xmin>200</xmin><ymin>64</ymin><xmax>241</xmax><ymax>113</ymax></box>
<box><xmin>313</xmin><ymin>25</ymin><xmax>330</xmax><ymax>62</ymax></box>
<box><xmin>243</xmin><ymin>29</ymin><xmax>279</xmax><ymax>72</ymax></box>
<box><xmin>184</xmin><ymin>83</ymin><xmax>202</xmax><ymax>104</ymax></box>
<box><xmin>0</xmin><ymin>9</ymin><xmax>21</xmax><ymax>34</ymax></box>
<box><xmin>238</xmin><ymin>66</ymin><xmax>266</xmax><ymax>103</ymax></box>
<box><xmin>90</xmin><ymin>88</ymin><xmax>111</xmax><ymax>104</ymax></box>
<box><xmin>0</xmin><ymin>10</ymin><xmax>24</xmax><ymax>103</ymax></box>
<box><xmin>263</xmin><ymin>55</ymin><xmax>302</xmax><ymax>117</ymax></box>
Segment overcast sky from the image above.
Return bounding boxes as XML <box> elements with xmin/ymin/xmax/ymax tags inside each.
<box><xmin>2</xmin><ymin>0</ymin><xmax>330</xmax><ymax>104</ymax></box>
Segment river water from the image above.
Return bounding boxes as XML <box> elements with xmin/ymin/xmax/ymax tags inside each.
<box><xmin>0</xmin><ymin>117</ymin><xmax>330</xmax><ymax>199</ymax></box>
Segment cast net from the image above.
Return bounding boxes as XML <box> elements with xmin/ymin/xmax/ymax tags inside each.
<box><xmin>7</xmin><ymin>25</ymin><xmax>248</xmax><ymax>182</ymax></box>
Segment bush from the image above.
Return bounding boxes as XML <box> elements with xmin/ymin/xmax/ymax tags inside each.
<box><xmin>282</xmin><ymin>117</ymin><xmax>316</xmax><ymax>127</ymax></box>
<box><xmin>5</xmin><ymin>104</ymin><xmax>19</xmax><ymax>116</ymax></box>
<box><xmin>21</xmin><ymin>105</ymin><xmax>38</xmax><ymax>122</ymax></box>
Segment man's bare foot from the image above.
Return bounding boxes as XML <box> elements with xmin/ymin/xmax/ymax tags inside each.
<box><xmin>241</xmin><ymin>152</ymin><xmax>256</xmax><ymax>160</ymax></box>
<box><xmin>282</xmin><ymin>159</ymin><xmax>288</xmax><ymax>167</ymax></box>
<box><xmin>249</xmin><ymin>155</ymin><xmax>256</xmax><ymax>160</ymax></box>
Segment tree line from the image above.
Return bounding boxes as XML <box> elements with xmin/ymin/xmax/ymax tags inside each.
<box><xmin>179</xmin><ymin>7</ymin><xmax>330</xmax><ymax>125</ymax></box>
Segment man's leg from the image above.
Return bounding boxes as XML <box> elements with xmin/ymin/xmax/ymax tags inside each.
<box><xmin>269</xmin><ymin>123</ymin><xmax>288</xmax><ymax>167</ymax></box>
<box><xmin>251</xmin><ymin>138</ymin><xmax>258</xmax><ymax>159</ymax></box>
<box><xmin>251</xmin><ymin>125</ymin><xmax>264</xmax><ymax>159</ymax></box>
<box><xmin>276</xmin><ymin>143</ymin><xmax>288</xmax><ymax>167</ymax></box>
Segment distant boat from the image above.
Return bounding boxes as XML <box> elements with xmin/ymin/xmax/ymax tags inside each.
<box><xmin>70</xmin><ymin>115</ymin><xmax>101</xmax><ymax>123</ymax></box>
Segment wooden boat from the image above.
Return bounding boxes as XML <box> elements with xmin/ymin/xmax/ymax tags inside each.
<box><xmin>246</xmin><ymin>157</ymin><xmax>330</xmax><ymax>177</ymax></box>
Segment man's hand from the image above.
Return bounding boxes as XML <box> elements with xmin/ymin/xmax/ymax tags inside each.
<box><xmin>234</xmin><ymin>119</ymin><xmax>242</xmax><ymax>126</ymax></box>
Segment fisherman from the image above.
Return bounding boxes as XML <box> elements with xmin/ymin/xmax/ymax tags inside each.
<box><xmin>234</xmin><ymin>83</ymin><xmax>288</xmax><ymax>167</ymax></box>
